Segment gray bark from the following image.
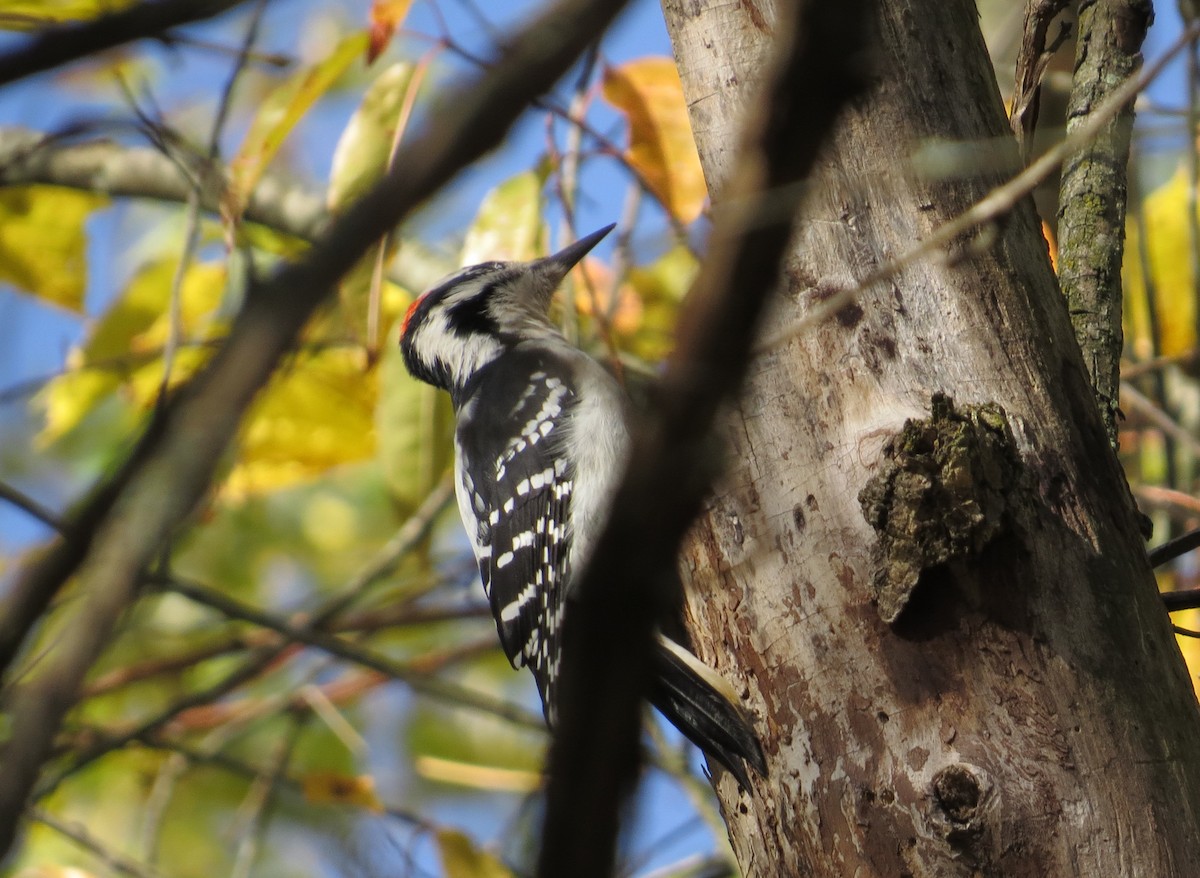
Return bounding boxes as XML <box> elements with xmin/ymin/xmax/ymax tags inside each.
<box><xmin>663</xmin><ymin>0</ymin><xmax>1200</xmax><ymax>875</ymax></box>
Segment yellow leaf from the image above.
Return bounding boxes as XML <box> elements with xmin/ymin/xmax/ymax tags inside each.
<box><xmin>225</xmin><ymin>346</ymin><xmax>377</xmax><ymax>497</ymax></box>
<box><xmin>461</xmin><ymin>171</ymin><xmax>545</xmax><ymax>265</ymax></box>
<box><xmin>227</xmin><ymin>32</ymin><xmax>368</xmax><ymax>222</ymax></box>
<box><xmin>415</xmin><ymin>755</ymin><xmax>540</xmax><ymax>792</ymax></box>
<box><xmin>301</xmin><ymin>772</ymin><xmax>384</xmax><ymax>812</ymax></box>
<box><xmin>0</xmin><ymin>0</ymin><xmax>133</xmax><ymax>29</ymax></box>
<box><xmin>625</xmin><ymin>244</ymin><xmax>698</xmax><ymax>361</ymax></box>
<box><xmin>1124</xmin><ymin>163</ymin><xmax>1198</xmax><ymax>359</ymax></box>
<box><xmin>0</xmin><ymin>186</ymin><xmax>107</xmax><ymax>311</ymax></box>
<box><xmin>1174</xmin><ymin>607</ymin><xmax>1200</xmax><ymax>700</ymax></box>
<box><xmin>602</xmin><ymin>57</ymin><xmax>707</xmax><ymax>223</ymax></box>
<box><xmin>436</xmin><ymin>829</ymin><xmax>515</xmax><ymax>878</ymax></box>
<box><xmin>36</xmin><ymin>260</ymin><xmax>226</xmax><ymax>441</ymax></box>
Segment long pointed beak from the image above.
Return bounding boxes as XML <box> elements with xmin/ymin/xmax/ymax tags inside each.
<box><xmin>537</xmin><ymin>223</ymin><xmax>616</xmax><ymax>277</ymax></box>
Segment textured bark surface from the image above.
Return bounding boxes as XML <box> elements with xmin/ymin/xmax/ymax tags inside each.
<box><xmin>662</xmin><ymin>1</ymin><xmax>1200</xmax><ymax>876</ymax></box>
<box><xmin>1057</xmin><ymin>0</ymin><xmax>1152</xmax><ymax>444</ymax></box>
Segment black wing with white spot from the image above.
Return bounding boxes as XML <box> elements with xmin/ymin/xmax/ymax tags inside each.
<box><xmin>454</xmin><ymin>349</ymin><xmax>576</xmax><ymax>720</ymax></box>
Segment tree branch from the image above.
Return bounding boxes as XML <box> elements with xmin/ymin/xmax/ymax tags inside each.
<box><xmin>0</xmin><ymin>127</ymin><xmax>450</xmax><ymax>293</ymax></box>
<box><xmin>0</xmin><ymin>0</ymin><xmax>250</xmax><ymax>87</ymax></box>
<box><xmin>1057</xmin><ymin>0</ymin><xmax>1153</xmax><ymax>443</ymax></box>
<box><xmin>537</xmin><ymin>2</ymin><xmax>869</xmax><ymax>875</ymax></box>
<box><xmin>0</xmin><ymin>0</ymin><xmax>629</xmax><ymax>858</ymax></box>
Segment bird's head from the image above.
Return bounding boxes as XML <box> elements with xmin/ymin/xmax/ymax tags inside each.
<box><xmin>400</xmin><ymin>223</ymin><xmax>614</xmax><ymax>394</ymax></box>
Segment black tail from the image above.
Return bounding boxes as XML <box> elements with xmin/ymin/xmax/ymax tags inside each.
<box><xmin>649</xmin><ymin>636</ymin><xmax>767</xmax><ymax>790</ymax></box>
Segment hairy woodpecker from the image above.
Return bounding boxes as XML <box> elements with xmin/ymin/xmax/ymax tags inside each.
<box><xmin>400</xmin><ymin>224</ymin><xmax>765</xmax><ymax>787</ymax></box>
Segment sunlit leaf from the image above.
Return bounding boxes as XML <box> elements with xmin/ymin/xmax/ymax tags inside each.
<box><xmin>573</xmin><ymin>258</ymin><xmax>642</xmax><ymax>334</ymax></box>
<box><xmin>368</xmin><ymin>0</ymin><xmax>415</xmax><ymax>63</ymax></box>
<box><xmin>301</xmin><ymin>772</ymin><xmax>385</xmax><ymax>811</ymax></box>
<box><xmin>602</xmin><ymin>56</ymin><xmax>707</xmax><ymax>223</ymax></box>
<box><xmin>328</xmin><ymin>63</ymin><xmax>417</xmax><ymax>212</ymax></box>
<box><xmin>437</xmin><ymin>829</ymin><xmax>515</xmax><ymax>878</ymax></box>
<box><xmin>415</xmin><ymin>755</ymin><xmax>540</xmax><ymax>792</ymax></box>
<box><xmin>625</xmin><ymin>243</ymin><xmax>698</xmax><ymax>361</ymax></box>
<box><xmin>36</xmin><ymin>260</ymin><xmax>226</xmax><ymax>442</ymax></box>
<box><xmin>328</xmin><ymin>62</ymin><xmax>418</xmax><ymax>342</ymax></box>
<box><xmin>225</xmin><ymin>346</ymin><xmax>378</xmax><ymax>497</ymax></box>
<box><xmin>0</xmin><ymin>0</ymin><xmax>134</xmax><ymax>29</ymax></box>
<box><xmin>1173</xmin><ymin>605</ymin><xmax>1200</xmax><ymax>699</ymax></box>
<box><xmin>226</xmin><ymin>32</ymin><xmax>368</xmax><ymax>222</ymax></box>
<box><xmin>376</xmin><ymin>330</ymin><xmax>455</xmax><ymax>513</ymax></box>
<box><xmin>0</xmin><ymin>186</ymin><xmax>107</xmax><ymax>311</ymax></box>
<box><xmin>1041</xmin><ymin>219</ymin><xmax>1057</xmax><ymax>272</ymax></box>
<box><xmin>1125</xmin><ymin>163</ymin><xmax>1198</xmax><ymax>359</ymax></box>
<box><xmin>461</xmin><ymin>171</ymin><xmax>545</xmax><ymax>265</ymax></box>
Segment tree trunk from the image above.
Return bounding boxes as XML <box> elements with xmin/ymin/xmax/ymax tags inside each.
<box><xmin>662</xmin><ymin>1</ymin><xmax>1200</xmax><ymax>875</ymax></box>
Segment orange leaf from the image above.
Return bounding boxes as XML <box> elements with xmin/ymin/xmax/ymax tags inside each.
<box><xmin>602</xmin><ymin>57</ymin><xmax>707</xmax><ymax>223</ymax></box>
<box><xmin>301</xmin><ymin>772</ymin><xmax>385</xmax><ymax>811</ymax></box>
<box><xmin>368</xmin><ymin>0</ymin><xmax>414</xmax><ymax>63</ymax></box>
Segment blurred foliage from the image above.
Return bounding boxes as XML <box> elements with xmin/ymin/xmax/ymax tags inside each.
<box><xmin>0</xmin><ymin>0</ymin><xmax>136</xmax><ymax>28</ymax></box>
<box><xmin>5</xmin><ymin>1</ymin><xmax>1200</xmax><ymax>877</ymax></box>
<box><xmin>0</xmin><ymin>3</ymin><xmax>709</xmax><ymax>877</ymax></box>
<box><xmin>0</xmin><ymin>187</ymin><xmax>107</xmax><ymax>312</ymax></box>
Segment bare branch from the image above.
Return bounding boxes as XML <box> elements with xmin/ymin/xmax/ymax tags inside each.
<box><xmin>0</xmin><ymin>0</ymin><xmax>251</xmax><ymax>87</ymax></box>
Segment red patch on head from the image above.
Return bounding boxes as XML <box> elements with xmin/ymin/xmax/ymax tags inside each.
<box><xmin>401</xmin><ymin>293</ymin><xmax>424</xmax><ymax>340</ymax></box>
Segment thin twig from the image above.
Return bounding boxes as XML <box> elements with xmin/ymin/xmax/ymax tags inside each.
<box><xmin>0</xmin><ymin>481</ymin><xmax>64</xmax><ymax>533</ymax></box>
<box><xmin>31</xmin><ymin>808</ymin><xmax>168</xmax><ymax>878</ymax></box>
<box><xmin>1121</xmin><ymin>380</ymin><xmax>1200</xmax><ymax>459</ymax></box>
<box><xmin>759</xmin><ymin>20</ymin><xmax>1200</xmax><ymax>354</ymax></box>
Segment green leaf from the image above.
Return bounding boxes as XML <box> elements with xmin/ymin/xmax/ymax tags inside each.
<box><xmin>0</xmin><ymin>0</ymin><xmax>135</xmax><ymax>29</ymax></box>
<box><xmin>437</xmin><ymin>829</ymin><xmax>516</xmax><ymax>878</ymax></box>
<box><xmin>327</xmin><ymin>62</ymin><xmax>417</xmax><ymax>212</ymax></box>
<box><xmin>327</xmin><ymin>61</ymin><xmax>419</xmax><ymax>342</ymax></box>
<box><xmin>0</xmin><ymin>186</ymin><xmax>107</xmax><ymax>311</ymax></box>
<box><xmin>461</xmin><ymin>171</ymin><xmax>545</xmax><ymax>264</ymax></box>
<box><xmin>376</xmin><ymin>330</ymin><xmax>455</xmax><ymax>513</ymax></box>
<box><xmin>226</xmin><ymin>32</ymin><xmax>369</xmax><ymax>222</ymax></box>
<box><xmin>625</xmin><ymin>243</ymin><xmax>697</xmax><ymax>361</ymax></box>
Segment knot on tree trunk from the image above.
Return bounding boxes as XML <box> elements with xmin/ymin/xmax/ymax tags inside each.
<box><xmin>858</xmin><ymin>393</ymin><xmax>1027</xmax><ymax>623</ymax></box>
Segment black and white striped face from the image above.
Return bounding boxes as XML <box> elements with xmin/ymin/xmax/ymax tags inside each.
<box><xmin>400</xmin><ymin>261</ymin><xmax>518</xmax><ymax>393</ymax></box>
<box><xmin>399</xmin><ymin>224</ymin><xmax>616</xmax><ymax>397</ymax></box>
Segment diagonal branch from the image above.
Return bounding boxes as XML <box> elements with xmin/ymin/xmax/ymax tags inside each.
<box><xmin>0</xmin><ymin>0</ymin><xmax>251</xmax><ymax>87</ymax></box>
<box><xmin>0</xmin><ymin>0</ymin><xmax>630</xmax><ymax>859</ymax></box>
<box><xmin>537</xmin><ymin>2</ymin><xmax>869</xmax><ymax>875</ymax></box>
<box><xmin>0</xmin><ymin>127</ymin><xmax>450</xmax><ymax>293</ymax></box>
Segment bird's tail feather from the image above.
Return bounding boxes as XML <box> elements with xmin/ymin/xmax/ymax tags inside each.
<box><xmin>649</xmin><ymin>636</ymin><xmax>766</xmax><ymax>790</ymax></box>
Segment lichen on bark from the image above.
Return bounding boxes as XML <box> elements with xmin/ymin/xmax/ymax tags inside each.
<box><xmin>858</xmin><ymin>393</ymin><xmax>1027</xmax><ymax>623</ymax></box>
